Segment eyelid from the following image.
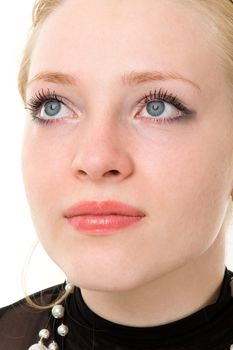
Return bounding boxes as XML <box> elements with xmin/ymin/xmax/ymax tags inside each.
<box><xmin>26</xmin><ymin>87</ymin><xmax>195</xmax><ymax>127</ymax></box>
<box><xmin>136</xmin><ymin>88</ymin><xmax>194</xmax><ymax>115</ymax></box>
<box><xmin>26</xmin><ymin>89</ymin><xmax>81</xmax><ymax>119</ymax></box>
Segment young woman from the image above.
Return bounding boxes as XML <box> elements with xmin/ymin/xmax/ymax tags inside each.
<box><xmin>1</xmin><ymin>0</ymin><xmax>233</xmax><ymax>349</ymax></box>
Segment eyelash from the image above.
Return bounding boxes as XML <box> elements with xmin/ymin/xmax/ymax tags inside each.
<box><xmin>25</xmin><ymin>88</ymin><xmax>193</xmax><ymax>126</ymax></box>
<box><xmin>136</xmin><ymin>88</ymin><xmax>193</xmax><ymax>124</ymax></box>
<box><xmin>26</xmin><ymin>89</ymin><xmax>65</xmax><ymax>125</ymax></box>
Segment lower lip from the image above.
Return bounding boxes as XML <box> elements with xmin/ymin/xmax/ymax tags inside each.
<box><xmin>67</xmin><ymin>215</ymin><xmax>143</xmax><ymax>235</ymax></box>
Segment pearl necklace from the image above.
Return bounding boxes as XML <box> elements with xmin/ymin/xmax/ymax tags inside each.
<box><xmin>28</xmin><ymin>282</ymin><xmax>74</xmax><ymax>350</ymax></box>
<box><xmin>29</xmin><ymin>276</ymin><xmax>233</xmax><ymax>349</ymax></box>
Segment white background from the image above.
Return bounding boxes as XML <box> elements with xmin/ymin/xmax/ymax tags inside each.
<box><xmin>0</xmin><ymin>1</ymin><xmax>233</xmax><ymax>308</ymax></box>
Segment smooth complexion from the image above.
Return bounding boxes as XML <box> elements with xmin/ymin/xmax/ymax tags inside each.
<box><xmin>22</xmin><ymin>0</ymin><xmax>233</xmax><ymax>326</ymax></box>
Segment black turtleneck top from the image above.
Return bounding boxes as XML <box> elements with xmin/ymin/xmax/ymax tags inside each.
<box><xmin>1</xmin><ymin>268</ymin><xmax>233</xmax><ymax>350</ymax></box>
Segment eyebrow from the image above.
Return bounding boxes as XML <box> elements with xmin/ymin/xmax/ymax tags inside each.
<box><xmin>122</xmin><ymin>71</ymin><xmax>200</xmax><ymax>91</ymax></box>
<box><xmin>27</xmin><ymin>71</ymin><xmax>77</xmax><ymax>87</ymax></box>
<box><xmin>27</xmin><ymin>70</ymin><xmax>200</xmax><ymax>91</ymax></box>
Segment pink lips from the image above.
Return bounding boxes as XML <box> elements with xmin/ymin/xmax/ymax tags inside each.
<box><xmin>64</xmin><ymin>200</ymin><xmax>145</xmax><ymax>235</ymax></box>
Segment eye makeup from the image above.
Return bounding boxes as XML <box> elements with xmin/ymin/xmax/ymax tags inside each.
<box><xmin>135</xmin><ymin>88</ymin><xmax>195</xmax><ymax>125</ymax></box>
<box><xmin>25</xmin><ymin>87</ymin><xmax>196</xmax><ymax>126</ymax></box>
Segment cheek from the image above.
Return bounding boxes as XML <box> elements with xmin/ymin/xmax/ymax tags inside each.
<box><xmin>21</xmin><ymin>126</ymin><xmax>72</xmax><ymax>232</ymax></box>
<box><xmin>22</xmin><ymin>122</ymin><xmax>71</xmax><ymax>182</ymax></box>
<box><xmin>139</xmin><ymin>127</ymin><xmax>232</xmax><ymax>253</ymax></box>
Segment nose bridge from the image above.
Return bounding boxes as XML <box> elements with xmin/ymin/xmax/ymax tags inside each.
<box><xmin>71</xmin><ymin>109</ymin><xmax>134</xmax><ymax>181</ymax></box>
<box><xmin>83</xmin><ymin>107</ymin><xmax>122</xmax><ymax>149</ymax></box>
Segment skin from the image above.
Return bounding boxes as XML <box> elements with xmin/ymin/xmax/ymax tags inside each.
<box><xmin>22</xmin><ymin>0</ymin><xmax>233</xmax><ymax>326</ymax></box>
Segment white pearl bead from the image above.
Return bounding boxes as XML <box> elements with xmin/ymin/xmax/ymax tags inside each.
<box><xmin>65</xmin><ymin>283</ymin><xmax>74</xmax><ymax>294</ymax></box>
<box><xmin>52</xmin><ymin>305</ymin><xmax>64</xmax><ymax>319</ymax></box>
<box><xmin>230</xmin><ymin>345</ymin><xmax>233</xmax><ymax>350</ymax></box>
<box><xmin>39</xmin><ymin>329</ymin><xmax>50</xmax><ymax>339</ymax></box>
<box><xmin>48</xmin><ymin>341</ymin><xmax>59</xmax><ymax>350</ymax></box>
<box><xmin>57</xmin><ymin>324</ymin><xmax>69</xmax><ymax>336</ymax></box>
<box><xmin>28</xmin><ymin>343</ymin><xmax>48</xmax><ymax>350</ymax></box>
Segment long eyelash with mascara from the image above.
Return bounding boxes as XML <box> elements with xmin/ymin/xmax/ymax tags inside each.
<box><xmin>137</xmin><ymin>88</ymin><xmax>194</xmax><ymax>119</ymax></box>
<box><xmin>25</xmin><ymin>88</ymin><xmax>65</xmax><ymax>125</ymax></box>
<box><xmin>26</xmin><ymin>87</ymin><xmax>194</xmax><ymax>126</ymax></box>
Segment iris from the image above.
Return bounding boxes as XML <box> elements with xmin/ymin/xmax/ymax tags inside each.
<box><xmin>146</xmin><ymin>101</ymin><xmax>165</xmax><ymax>117</ymax></box>
<box><xmin>44</xmin><ymin>100</ymin><xmax>61</xmax><ymax>117</ymax></box>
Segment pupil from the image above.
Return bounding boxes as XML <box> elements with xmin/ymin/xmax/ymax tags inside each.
<box><xmin>146</xmin><ymin>101</ymin><xmax>165</xmax><ymax>117</ymax></box>
<box><xmin>44</xmin><ymin>100</ymin><xmax>61</xmax><ymax>117</ymax></box>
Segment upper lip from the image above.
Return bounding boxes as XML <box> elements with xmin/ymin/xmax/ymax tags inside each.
<box><xmin>64</xmin><ymin>200</ymin><xmax>146</xmax><ymax>217</ymax></box>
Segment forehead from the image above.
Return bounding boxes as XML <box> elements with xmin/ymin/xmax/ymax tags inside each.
<box><xmin>29</xmin><ymin>0</ymin><xmax>221</xmax><ymax>92</ymax></box>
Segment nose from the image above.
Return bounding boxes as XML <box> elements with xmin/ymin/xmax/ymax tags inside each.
<box><xmin>71</xmin><ymin>119</ymin><xmax>134</xmax><ymax>182</ymax></box>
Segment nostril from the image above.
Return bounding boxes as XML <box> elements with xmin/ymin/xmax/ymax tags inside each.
<box><xmin>75</xmin><ymin>169</ymin><xmax>120</xmax><ymax>179</ymax></box>
<box><xmin>105</xmin><ymin>170</ymin><xmax>120</xmax><ymax>177</ymax></box>
<box><xmin>77</xmin><ymin>170</ymin><xmax>87</xmax><ymax>176</ymax></box>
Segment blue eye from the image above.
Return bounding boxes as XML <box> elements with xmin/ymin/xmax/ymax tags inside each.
<box><xmin>146</xmin><ymin>101</ymin><xmax>165</xmax><ymax>117</ymax></box>
<box><xmin>135</xmin><ymin>88</ymin><xmax>195</xmax><ymax>125</ymax></box>
<box><xmin>139</xmin><ymin>100</ymin><xmax>181</xmax><ymax>122</ymax></box>
<box><xmin>40</xmin><ymin>99</ymin><xmax>73</xmax><ymax>120</ymax></box>
<box><xmin>44</xmin><ymin>100</ymin><xmax>62</xmax><ymax>117</ymax></box>
<box><xmin>26</xmin><ymin>89</ymin><xmax>79</xmax><ymax>125</ymax></box>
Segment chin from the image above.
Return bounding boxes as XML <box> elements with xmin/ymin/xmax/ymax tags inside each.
<box><xmin>58</xmin><ymin>260</ymin><xmax>152</xmax><ymax>293</ymax></box>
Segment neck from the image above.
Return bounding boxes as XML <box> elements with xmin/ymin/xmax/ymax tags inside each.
<box><xmin>81</xmin><ymin>231</ymin><xmax>225</xmax><ymax>327</ymax></box>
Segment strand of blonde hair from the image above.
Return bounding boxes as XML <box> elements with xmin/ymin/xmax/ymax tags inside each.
<box><xmin>22</xmin><ymin>239</ymin><xmax>69</xmax><ymax>310</ymax></box>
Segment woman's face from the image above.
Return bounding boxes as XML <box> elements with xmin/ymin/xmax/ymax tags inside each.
<box><xmin>22</xmin><ymin>0</ymin><xmax>233</xmax><ymax>291</ymax></box>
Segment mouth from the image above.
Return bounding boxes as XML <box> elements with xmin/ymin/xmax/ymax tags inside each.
<box><xmin>64</xmin><ymin>200</ymin><xmax>146</xmax><ymax>235</ymax></box>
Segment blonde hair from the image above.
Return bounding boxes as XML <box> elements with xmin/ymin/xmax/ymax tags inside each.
<box><xmin>23</xmin><ymin>240</ymin><xmax>73</xmax><ymax>310</ymax></box>
<box><xmin>18</xmin><ymin>0</ymin><xmax>64</xmax><ymax>101</ymax></box>
<box><xmin>187</xmin><ymin>0</ymin><xmax>233</xmax><ymax>105</ymax></box>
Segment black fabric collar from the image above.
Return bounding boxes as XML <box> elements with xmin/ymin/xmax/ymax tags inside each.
<box><xmin>63</xmin><ymin>268</ymin><xmax>233</xmax><ymax>348</ymax></box>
